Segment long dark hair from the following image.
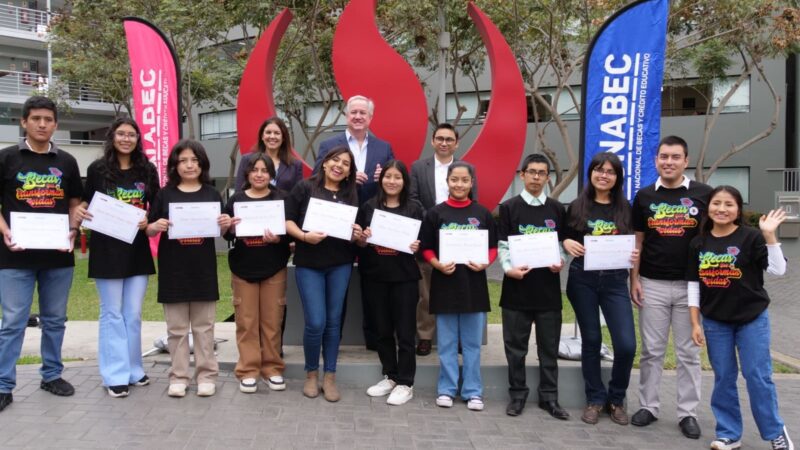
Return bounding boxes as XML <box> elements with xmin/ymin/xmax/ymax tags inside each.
<box><xmin>98</xmin><ymin>118</ymin><xmax>156</xmax><ymax>197</ymax></box>
<box><xmin>166</xmin><ymin>139</ymin><xmax>212</xmax><ymax>186</ymax></box>
<box><xmin>256</xmin><ymin>117</ymin><xmax>294</xmax><ymax>165</ymax></box>
<box><xmin>446</xmin><ymin>160</ymin><xmax>476</xmax><ymax>201</ymax></box>
<box><xmin>375</xmin><ymin>159</ymin><xmax>410</xmax><ymax>210</ymax></box>
<box><xmin>309</xmin><ymin>146</ymin><xmax>357</xmax><ymax>204</ymax></box>
<box><xmin>567</xmin><ymin>152</ymin><xmax>631</xmax><ymax>233</ymax></box>
<box><xmin>241</xmin><ymin>153</ymin><xmax>276</xmax><ymax>191</ymax></box>
<box><xmin>700</xmin><ymin>185</ymin><xmax>744</xmax><ymax>236</ymax></box>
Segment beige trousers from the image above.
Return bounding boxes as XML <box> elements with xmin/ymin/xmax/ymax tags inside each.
<box><xmin>162</xmin><ymin>301</ymin><xmax>218</xmax><ymax>385</ymax></box>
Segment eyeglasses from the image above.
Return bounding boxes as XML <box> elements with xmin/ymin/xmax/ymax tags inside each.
<box><xmin>433</xmin><ymin>136</ymin><xmax>456</xmax><ymax>144</ymax></box>
<box><xmin>592</xmin><ymin>167</ymin><xmax>617</xmax><ymax>177</ymax></box>
<box><xmin>115</xmin><ymin>131</ymin><xmax>138</xmax><ymax>140</ymax></box>
<box><xmin>523</xmin><ymin>169</ymin><xmax>549</xmax><ymax>178</ymax></box>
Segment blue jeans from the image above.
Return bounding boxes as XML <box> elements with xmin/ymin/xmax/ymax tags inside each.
<box><xmin>0</xmin><ymin>267</ymin><xmax>74</xmax><ymax>392</ymax></box>
<box><xmin>566</xmin><ymin>262</ymin><xmax>636</xmax><ymax>405</ymax></box>
<box><xmin>436</xmin><ymin>312</ymin><xmax>485</xmax><ymax>400</ymax></box>
<box><xmin>704</xmin><ymin>311</ymin><xmax>785</xmax><ymax>441</ymax></box>
<box><xmin>96</xmin><ymin>276</ymin><xmax>149</xmax><ymax>386</ymax></box>
<box><xmin>295</xmin><ymin>264</ymin><xmax>352</xmax><ymax>373</ymax></box>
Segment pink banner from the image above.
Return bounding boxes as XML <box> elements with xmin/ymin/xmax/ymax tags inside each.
<box><xmin>123</xmin><ymin>18</ymin><xmax>180</xmax><ymax>187</ymax></box>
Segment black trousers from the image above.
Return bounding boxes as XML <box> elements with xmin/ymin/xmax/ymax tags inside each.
<box><xmin>361</xmin><ymin>278</ymin><xmax>418</xmax><ymax>386</ymax></box>
<box><xmin>502</xmin><ymin>308</ymin><xmax>562</xmax><ymax>402</ymax></box>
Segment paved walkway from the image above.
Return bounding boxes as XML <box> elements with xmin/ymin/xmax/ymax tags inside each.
<box><xmin>765</xmin><ymin>253</ymin><xmax>800</xmax><ymax>360</ymax></box>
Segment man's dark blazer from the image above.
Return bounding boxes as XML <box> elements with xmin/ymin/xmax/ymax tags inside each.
<box><xmin>409</xmin><ymin>156</ymin><xmax>479</xmax><ymax>211</ymax></box>
<box><xmin>314</xmin><ymin>132</ymin><xmax>394</xmax><ymax>204</ymax></box>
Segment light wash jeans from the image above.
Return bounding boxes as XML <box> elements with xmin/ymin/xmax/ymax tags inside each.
<box><xmin>436</xmin><ymin>312</ymin><xmax>486</xmax><ymax>400</ymax></box>
<box><xmin>0</xmin><ymin>267</ymin><xmax>74</xmax><ymax>392</ymax></box>
<box><xmin>96</xmin><ymin>276</ymin><xmax>149</xmax><ymax>386</ymax></box>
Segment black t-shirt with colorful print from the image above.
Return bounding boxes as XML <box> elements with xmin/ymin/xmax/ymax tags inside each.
<box><xmin>687</xmin><ymin>226</ymin><xmax>771</xmax><ymax>324</ymax></box>
<box><xmin>0</xmin><ymin>144</ymin><xmax>82</xmax><ymax>269</ymax></box>
<box><xmin>633</xmin><ymin>181</ymin><xmax>712</xmax><ymax>280</ymax></box>
<box><xmin>564</xmin><ymin>199</ymin><xmax>627</xmax><ymax>268</ymax></box>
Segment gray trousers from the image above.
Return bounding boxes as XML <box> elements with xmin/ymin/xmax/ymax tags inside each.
<box><xmin>637</xmin><ymin>277</ymin><xmax>701</xmax><ymax>419</ymax></box>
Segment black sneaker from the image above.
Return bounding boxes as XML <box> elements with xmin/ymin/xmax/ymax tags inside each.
<box><xmin>0</xmin><ymin>393</ymin><xmax>12</xmax><ymax>412</ymax></box>
<box><xmin>770</xmin><ymin>426</ymin><xmax>794</xmax><ymax>450</ymax></box>
<box><xmin>40</xmin><ymin>378</ymin><xmax>75</xmax><ymax>396</ymax></box>
<box><xmin>130</xmin><ymin>375</ymin><xmax>150</xmax><ymax>387</ymax></box>
<box><xmin>107</xmin><ymin>385</ymin><xmax>129</xmax><ymax>398</ymax></box>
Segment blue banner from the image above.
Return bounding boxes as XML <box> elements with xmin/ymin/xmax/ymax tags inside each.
<box><xmin>580</xmin><ymin>0</ymin><xmax>668</xmax><ymax>201</ymax></box>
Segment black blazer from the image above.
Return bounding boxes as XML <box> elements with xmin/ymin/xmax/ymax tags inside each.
<box><xmin>313</xmin><ymin>132</ymin><xmax>394</xmax><ymax>204</ymax></box>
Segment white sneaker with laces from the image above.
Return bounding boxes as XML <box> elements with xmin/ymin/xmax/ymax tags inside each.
<box><xmin>467</xmin><ymin>396</ymin><xmax>484</xmax><ymax>411</ymax></box>
<box><xmin>239</xmin><ymin>378</ymin><xmax>257</xmax><ymax>393</ymax></box>
<box><xmin>386</xmin><ymin>385</ymin><xmax>413</xmax><ymax>406</ymax></box>
<box><xmin>771</xmin><ymin>426</ymin><xmax>794</xmax><ymax>450</ymax></box>
<box><xmin>197</xmin><ymin>383</ymin><xmax>216</xmax><ymax>397</ymax></box>
<box><xmin>366</xmin><ymin>376</ymin><xmax>396</xmax><ymax>397</ymax></box>
<box><xmin>710</xmin><ymin>438</ymin><xmax>741</xmax><ymax>450</ymax></box>
<box><xmin>435</xmin><ymin>394</ymin><xmax>453</xmax><ymax>408</ymax></box>
<box><xmin>267</xmin><ymin>376</ymin><xmax>286</xmax><ymax>391</ymax></box>
<box><xmin>168</xmin><ymin>383</ymin><xmax>187</xmax><ymax>398</ymax></box>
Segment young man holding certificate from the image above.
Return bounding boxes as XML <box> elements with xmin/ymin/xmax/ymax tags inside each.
<box><xmin>0</xmin><ymin>97</ymin><xmax>83</xmax><ymax>412</ymax></box>
<box><xmin>497</xmin><ymin>154</ymin><xmax>568</xmax><ymax>420</ymax></box>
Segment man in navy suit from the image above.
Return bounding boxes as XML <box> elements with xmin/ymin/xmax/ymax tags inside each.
<box><xmin>314</xmin><ymin>95</ymin><xmax>394</xmax><ymax>205</ymax></box>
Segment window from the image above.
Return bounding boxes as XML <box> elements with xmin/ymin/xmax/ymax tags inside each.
<box><xmin>712</xmin><ymin>77</ymin><xmax>750</xmax><ymax>113</ymax></box>
<box><xmin>446</xmin><ymin>87</ymin><xmax>581</xmax><ymax>124</ymax></box>
<box><xmin>445</xmin><ymin>92</ymin><xmax>489</xmax><ymax>122</ymax></box>
<box><xmin>200</xmin><ymin>110</ymin><xmax>237</xmax><ymax>140</ymax></box>
<box><xmin>304</xmin><ymin>102</ymin><xmax>346</xmax><ymax>129</ymax></box>
<box><xmin>687</xmin><ymin>167</ymin><xmax>750</xmax><ymax>203</ymax></box>
<box><xmin>662</xmin><ymin>76</ymin><xmax>750</xmax><ymax>116</ymax></box>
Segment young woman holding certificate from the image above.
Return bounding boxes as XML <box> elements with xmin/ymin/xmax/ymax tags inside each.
<box><xmin>285</xmin><ymin>146</ymin><xmax>362</xmax><ymax>402</ymax></box>
<box><xmin>355</xmin><ymin>160</ymin><xmax>422</xmax><ymax>406</ymax></box>
<box><xmin>562</xmin><ymin>152</ymin><xmax>639</xmax><ymax>425</ymax></box>
<box><xmin>74</xmin><ymin>118</ymin><xmax>159</xmax><ymax>398</ymax></box>
<box><xmin>225</xmin><ymin>154</ymin><xmax>291</xmax><ymax>394</ymax></box>
<box><xmin>419</xmin><ymin>161</ymin><xmax>497</xmax><ymax>412</ymax></box>
<box><xmin>146</xmin><ymin>140</ymin><xmax>232</xmax><ymax>398</ymax></box>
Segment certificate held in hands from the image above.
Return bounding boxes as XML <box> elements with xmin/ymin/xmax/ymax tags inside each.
<box><xmin>234</xmin><ymin>200</ymin><xmax>286</xmax><ymax>237</ymax></box>
<box><xmin>508</xmin><ymin>232</ymin><xmax>561</xmax><ymax>269</ymax></box>
<box><xmin>168</xmin><ymin>202</ymin><xmax>221</xmax><ymax>239</ymax></box>
<box><xmin>439</xmin><ymin>229</ymin><xmax>489</xmax><ymax>265</ymax></box>
<box><xmin>10</xmin><ymin>212</ymin><xmax>70</xmax><ymax>250</ymax></box>
<box><xmin>301</xmin><ymin>198</ymin><xmax>358</xmax><ymax>241</ymax></box>
<box><xmin>82</xmin><ymin>191</ymin><xmax>146</xmax><ymax>244</ymax></box>
<box><xmin>366</xmin><ymin>209</ymin><xmax>421</xmax><ymax>254</ymax></box>
<box><xmin>584</xmin><ymin>234</ymin><xmax>636</xmax><ymax>271</ymax></box>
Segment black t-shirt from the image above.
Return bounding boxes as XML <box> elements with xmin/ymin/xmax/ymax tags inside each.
<box><xmin>687</xmin><ymin>226</ymin><xmax>771</xmax><ymax>324</ymax></box>
<box><xmin>285</xmin><ymin>179</ymin><xmax>357</xmax><ymax>269</ymax></box>
<box><xmin>356</xmin><ymin>198</ymin><xmax>423</xmax><ymax>283</ymax></box>
<box><xmin>564</xmin><ymin>199</ymin><xmax>628</xmax><ymax>267</ymax></box>
<box><xmin>148</xmin><ymin>184</ymin><xmax>222</xmax><ymax>303</ymax></box>
<box><xmin>633</xmin><ymin>181</ymin><xmax>712</xmax><ymax>280</ymax></box>
<box><xmin>420</xmin><ymin>201</ymin><xmax>497</xmax><ymax>314</ymax></box>
<box><xmin>0</xmin><ymin>144</ymin><xmax>82</xmax><ymax>269</ymax></box>
<box><xmin>83</xmin><ymin>160</ymin><xmax>159</xmax><ymax>278</ymax></box>
<box><xmin>498</xmin><ymin>195</ymin><xmax>565</xmax><ymax>312</ymax></box>
<box><xmin>224</xmin><ymin>190</ymin><xmax>290</xmax><ymax>282</ymax></box>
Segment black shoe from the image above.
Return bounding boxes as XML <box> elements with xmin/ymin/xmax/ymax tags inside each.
<box><xmin>107</xmin><ymin>385</ymin><xmax>129</xmax><ymax>398</ymax></box>
<box><xmin>679</xmin><ymin>416</ymin><xmax>701</xmax><ymax>439</ymax></box>
<box><xmin>416</xmin><ymin>340</ymin><xmax>432</xmax><ymax>356</ymax></box>
<box><xmin>539</xmin><ymin>400</ymin><xmax>570</xmax><ymax>420</ymax></box>
<box><xmin>631</xmin><ymin>408</ymin><xmax>658</xmax><ymax>426</ymax></box>
<box><xmin>506</xmin><ymin>398</ymin><xmax>525</xmax><ymax>416</ymax></box>
<box><xmin>0</xmin><ymin>393</ymin><xmax>12</xmax><ymax>412</ymax></box>
<box><xmin>40</xmin><ymin>378</ymin><xmax>75</xmax><ymax>396</ymax></box>
<box><xmin>130</xmin><ymin>375</ymin><xmax>150</xmax><ymax>387</ymax></box>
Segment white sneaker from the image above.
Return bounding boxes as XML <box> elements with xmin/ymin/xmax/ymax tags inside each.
<box><xmin>197</xmin><ymin>383</ymin><xmax>216</xmax><ymax>397</ymax></box>
<box><xmin>710</xmin><ymin>438</ymin><xmax>742</xmax><ymax>450</ymax></box>
<box><xmin>467</xmin><ymin>396</ymin><xmax>484</xmax><ymax>411</ymax></box>
<box><xmin>386</xmin><ymin>385</ymin><xmax>413</xmax><ymax>406</ymax></box>
<box><xmin>366</xmin><ymin>376</ymin><xmax>396</xmax><ymax>397</ymax></box>
<box><xmin>267</xmin><ymin>376</ymin><xmax>286</xmax><ymax>391</ymax></box>
<box><xmin>435</xmin><ymin>394</ymin><xmax>453</xmax><ymax>408</ymax></box>
<box><xmin>167</xmin><ymin>383</ymin><xmax>187</xmax><ymax>398</ymax></box>
<box><xmin>239</xmin><ymin>378</ymin><xmax>257</xmax><ymax>393</ymax></box>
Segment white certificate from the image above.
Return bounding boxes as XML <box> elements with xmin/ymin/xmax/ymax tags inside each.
<box><xmin>234</xmin><ymin>200</ymin><xmax>286</xmax><ymax>237</ymax></box>
<box><xmin>439</xmin><ymin>229</ymin><xmax>489</xmax><ymax>265</ymax></box>
<box><xmin>508</xmin><ymin>232</ymin><xmax>561</xmax><ymax>269</ymax></box>
<box><xmin>10</xmin><ymin>212</ymin><xmax>70</xmax><ymax>250</ymax></box>
<box><xmin>301</xmin><ymin>198</ymin><xmax>358</xmax><ymax>241</ymax></box>
<box><xmin>584</xmin><ymin>234</ymin><xmax>636</xmax><ymax>271</ymax></box>
<box><xmin>366</xmin><ymin>209</ymin><xmax>421</xmax><ymax>254</ymax></box>
<box><xmin>168</xmin><ymin>202</ymin><xmax>220</xmax><ymax>239</ymax></box>
<box><xmin>82</xmin><ymin>191</ymin><xmax>146</xmax><ymax>244</ymax></box>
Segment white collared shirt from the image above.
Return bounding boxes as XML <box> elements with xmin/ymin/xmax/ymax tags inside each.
<box><xmin>519</xmin><ymin>189</ymin><xmax>547</xmax><ymax>206</ymax></box>
<box><xmin>655</xmin><ymin>175</ymin><xmax>690</xmax><ymax>190</ymax></box>
<box><xmin>434</xmin><ymin>155</ymin><xmax>454</xmax><ymax>205</ymax></box>
<box><xmin>345</xmin><ymin>130</ymin><xmax>369</xmax><ymax>173</ymax></box>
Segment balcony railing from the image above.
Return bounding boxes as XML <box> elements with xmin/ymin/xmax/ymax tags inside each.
<box><xmin>0</xmin><ymin>3</ymin><xmax>50</xmax><ymax>34</ymax></box>
<box><xmin>768</xmin><ymin>168</ymin><xmax>800</xmax><ymax>192</ymax></box>
<box><xmin>0</xmin><ymin>70</ymin><xmax>111</xmax><ymax>103</ymax></box>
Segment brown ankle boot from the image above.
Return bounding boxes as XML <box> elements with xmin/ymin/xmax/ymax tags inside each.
<box><xmin>322</xmin><ymin>372</ymin><xmax>340</xmax><ymax>402</ymax></box>
<box><xmin>303</xmin><ymin>371</ymin><xmax>319</xmax><ymax>398</ymax></box>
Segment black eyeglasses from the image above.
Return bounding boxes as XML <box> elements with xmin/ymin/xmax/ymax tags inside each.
<box><xmin>523</xmin><ymin>169</ymin><xmax>549</xmax><ymax>178</ymax></box>
<box><xmin>592</xmin><ymin>167</ymin><xmax>617</xmax><ymax>177</ymax></box>
<box><xmin>433</xmin><ymin>136</ymin><xmax>456</xmax><ymax>144</ymax></box>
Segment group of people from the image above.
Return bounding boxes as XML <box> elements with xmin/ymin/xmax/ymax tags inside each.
<box><xmin>0</xmin><ymin>95</ymin><xmax>793</xmax><ymax>450</ymax></box>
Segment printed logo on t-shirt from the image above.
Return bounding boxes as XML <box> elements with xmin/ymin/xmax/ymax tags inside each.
<box><xmin>441</xmin><ymin>217</ymin><xmax>480</xmax><ymax>230</ymax></box>
<box><xmin>587</xmin><ymin>219</ymin><xmax>618</xmax><ymax>235</ymax></box>
<box><xmin>242</xmin><ymin>237</ymin><xmax>266</xmax><ymax>247</ymax></box>
<box><xmin>518</xmin><ymin>219</ymin><xmax>556</xmax><ymax>234</ymax></box>
<box><xmin>15</xmin><ymin>168</ymin><xmax>64</xmax><ymax>208</ymax></box>
<box><xmin>374</xmin><ymin>245</ymin><xmax>399</xmax><ymax>256</ymax></box>
<box><xmin>110</xmin><ymin>182</ymin><xmax>146</xmax><ymax>209</ymax></box>
<box><xmin>178</xmin><ymin>238</ymin><xmax>204</xmax><ymax>246</ymax></box>
<box><xmin>697</xmin><ymin>246</ymin><xmax>742</xmax><ymax>288</ymax></box>
<box><xmin>647</xmin><ymin>198</ymin><xmax>700</xmax><ymax>237</ymax></box>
